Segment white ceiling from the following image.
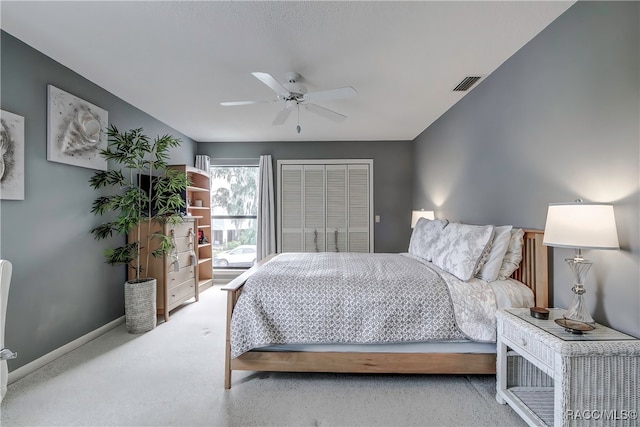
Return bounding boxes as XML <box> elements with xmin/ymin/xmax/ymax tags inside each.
<box><xmin>1</xmin><ymin>1</ymin><xmax>575</xmax><ymax>143</ymax></box>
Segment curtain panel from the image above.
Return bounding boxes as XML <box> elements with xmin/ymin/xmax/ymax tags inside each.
<box><xmin>257</xmin><ymin>155</ymin><xmax>276</xmax><ymax>261</ymax></box>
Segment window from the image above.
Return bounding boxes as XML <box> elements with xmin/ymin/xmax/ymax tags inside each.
<box><xmin>211</xmin><ymin>164</ymin><xmax>259</xmax><ymax>269</ymax></box>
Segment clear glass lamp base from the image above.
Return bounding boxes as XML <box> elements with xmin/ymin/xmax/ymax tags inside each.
<box><xmin>563</xmin><ymin>257</ymin><xmax>595</xmax><ymax>325</ymax></box>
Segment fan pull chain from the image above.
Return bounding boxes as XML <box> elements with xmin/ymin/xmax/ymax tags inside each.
<box><xmin>296</xmin><ymin>103</ymin><xmax>301</xmax><ymax>134</ymax></box>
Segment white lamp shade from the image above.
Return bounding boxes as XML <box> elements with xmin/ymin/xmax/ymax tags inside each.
<box><xmin>411</xmin><ymin>210</ymin><xmax>435</xmax><ymax>228</ymax></box>
<box><xmin>543</xmin><ymin>202</ymin><xmax>619</xmax><ymax>249</ymax></box>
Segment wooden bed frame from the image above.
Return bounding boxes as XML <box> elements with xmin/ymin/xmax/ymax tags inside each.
<box><xmin>221</xmin><ymin>230</ymin><xmax>548</xmax><ymax>389</ymax></box>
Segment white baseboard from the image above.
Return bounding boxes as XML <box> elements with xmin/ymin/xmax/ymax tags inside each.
<box><xmin>8</xmin><ymin>316</ymin><xmax>125</xmax><ymax>385</ymax></box>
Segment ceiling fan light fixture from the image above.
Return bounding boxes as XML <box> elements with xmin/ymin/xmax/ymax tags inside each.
<box><xmin>222</xmin><ymin>71</ymin><xmax>356</xmax><ymax>131</ymax></box>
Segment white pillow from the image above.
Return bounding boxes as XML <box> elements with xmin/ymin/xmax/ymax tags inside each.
<box><xmin>498</xmin><ymin>228</ymin><xmax>525</xmax><ymax>280</ymax></box>
<box><xmin>477</xmin><ymin>225</ymin><xmax>513</xmax><ymax>282</ymax></box>
<box><xmin>408</xmin><ymin>218</ymin><xmax>448</xmax><ymax>261</ymax></box>
<box><xmin>431</xmin><ymin>223</ymin><xmax>495</xmax><ymax>281</ymax></box>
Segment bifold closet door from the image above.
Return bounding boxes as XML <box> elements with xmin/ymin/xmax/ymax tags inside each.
<box><xmin>303</xmin><ymin>165</ymin><xmax>326</xmax><ymax>252</ymax></box>
<box><xmin>280</xmin><ymin>165</ymin><xmax>303</xmax><ymax>252</ymax></box>
<box><xmin>347</xmin><ymin>164</ymin><xmax>370</xmax><ymax>252</ymax></box>
<box><xmin>325</xmin><ymin>165</ymin><xmax>347</xmax><ymax>252</ymax></box>
<box><xmin>279</xmin><ymin>161</ymin><xmax>372</xmax><ymax>253</ymax></box>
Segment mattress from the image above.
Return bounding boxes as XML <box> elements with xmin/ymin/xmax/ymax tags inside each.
<box><xmin>253</xmin><ymin>277</ymin><xmax>533</xmax><ymax>354</ymax></box>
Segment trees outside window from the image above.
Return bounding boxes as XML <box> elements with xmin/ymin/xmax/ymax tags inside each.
<box><xmin>211</xmin><ymin>166</ymin><xmax>258</xmax><ymax>268</ymax></box>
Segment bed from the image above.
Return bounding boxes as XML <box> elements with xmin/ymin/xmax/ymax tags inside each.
<box><xmin>222</xmin><ymin>223</ymin><xmax>548</xmax><ymax>389</ymax></box>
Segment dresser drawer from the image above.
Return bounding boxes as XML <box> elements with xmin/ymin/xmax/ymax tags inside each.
<box><xmin>173</xmin><ymin>236</ymin><xmax>194</xmax><ymax>252</ymax></box>
<box><xmin>501</xmin><ymin>318</ymin><xmax>555</xmax><ymax>371</ymax></box>
<box><xmin>167</xmin><ymin>265</ymin><xmax>196</xmax><ymax>289</ymax></box>
<box><xmin>167</xmin><ymin>251</ymin><xmax>196</xmax><ymax>274</ymax></box>
<box><xmin>168</xmin><ymin>221</ymin><xmax>196</xmax><ymax>240</ymax></box>
<box><xmin>167</xmin><ymin>279</ymin><xmax>197</xmax><ymax>310</ymax></box>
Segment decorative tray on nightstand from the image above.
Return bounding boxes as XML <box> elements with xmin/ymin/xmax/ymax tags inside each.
<box><xmin>554</xmin><ymin>318</ymin><xmax>595</xmax><ymax>334</ymax></box>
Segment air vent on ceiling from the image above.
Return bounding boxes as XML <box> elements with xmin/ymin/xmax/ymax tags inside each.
<box><xmin>453</xmin><ymin>76</ymin><xmax>482</xmax><ymax>92</ymax></box>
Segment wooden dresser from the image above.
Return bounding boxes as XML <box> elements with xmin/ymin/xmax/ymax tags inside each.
<box><xmin>130</xmin><ymin>218</ymin><xmax>199</xmax><ymax>322</ymax></box>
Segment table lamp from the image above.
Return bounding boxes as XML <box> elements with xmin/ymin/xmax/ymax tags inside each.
<box><xmin>411</xmin><ymin>210</ymin><xmax>435</xmax><ymax>228</ymax></box>
<box><xmin>542</xmin><ymin>201</ymin><xmax>619</xmax><ymax>324</ymax></box>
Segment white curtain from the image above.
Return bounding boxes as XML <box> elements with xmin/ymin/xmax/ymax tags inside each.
<box><xmin>194</xmin><ymin>155</ymin><xmax>210</xmax><ymax>172</ymax></box>
<box><xmin>256</xmin><ymin>155</ymin><xmax>276</xmax><ymax>261</ymax></box>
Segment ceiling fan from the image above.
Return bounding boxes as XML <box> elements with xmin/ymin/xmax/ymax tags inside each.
<box><xmin>221</xmin><ymin>72</ymin><xmax>357</xmax><ymax>133</ymax></box>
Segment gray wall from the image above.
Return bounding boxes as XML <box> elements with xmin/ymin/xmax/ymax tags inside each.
<box><xmin>0</xmin><ymin>31</ymin><xmax>197</xmax><ymax>370</ymax></box>
<box><xmin>198</xmin><ymin>141</ymin><xmax>413</xmax><ymax>253</ymax></box>
<box><xmin>3</xmin><ymin>0</ymin><xmax>637</xmax><ymax>374</ymax></box>
<box><xmin>413</xmin><ymin>2</ymin><xmax>639</xmax><ymax>337</ymax></box>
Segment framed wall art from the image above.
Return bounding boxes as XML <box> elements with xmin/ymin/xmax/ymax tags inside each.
<box><xmin>0</xmin><ymin>109</ymin><xmax>25</xmax><ymax>200</ymax></box>
<box><xmin>47</xmin><ymin>85</ymin><xmax>108</xmax><ymax>170</ymax></box>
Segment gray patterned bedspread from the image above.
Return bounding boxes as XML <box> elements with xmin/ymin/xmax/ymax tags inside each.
<box><xmin>230</xmin><ymin>252</ymin><xmax>493</xmax><ymax>358</ymax></box>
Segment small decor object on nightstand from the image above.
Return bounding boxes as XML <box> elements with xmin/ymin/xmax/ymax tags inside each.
<box><xmin>530</xmin><ymin>307</ymin><xmax>549</xmax><ymax>320</ymax></box>
<box><xmin>542</xmin><ymin>201</ymin><xmax>619</xmax><ymax>324</ymax></box>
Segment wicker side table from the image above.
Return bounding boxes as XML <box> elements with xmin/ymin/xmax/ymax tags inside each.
<box><xmin>496</xmin><ymin>308</ymin><xmax>640</xmax><ymax>427</ymax></box>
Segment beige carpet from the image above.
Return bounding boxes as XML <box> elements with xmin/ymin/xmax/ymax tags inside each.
<box><xmin>1</xmin><ymin>285</ymin><xmax>526</xmax><ymax>427</ymax></box>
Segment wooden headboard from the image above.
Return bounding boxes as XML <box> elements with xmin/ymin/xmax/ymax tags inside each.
<box><xmin>512</xmin><ymin>229</ymin><xmax>548</xmax><ymax>308</ymax></box>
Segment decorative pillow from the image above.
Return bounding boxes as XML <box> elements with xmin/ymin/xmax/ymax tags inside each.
<box><xmin>477</xmin><ymin>225</ymin><xmax>513</xmax><ymax>282</ymax></box>
<box><xmin>408</xmin><ymin>218</ymin><xmax>449</xmax><ymax>261</ymax></box>
<box><xmin>473</xmin><ymin>236</ymin><xmax>494</xmax><ymax>278</ymax></box>
<box><xmin>431</xmin><ymin>223</ymin><xmax>495</xmax><ymax>281</ymax></box>
<box><xmin>498</xmin><ymin>228</ymin><xmax>525</xmax><ymax>280</ymax></box>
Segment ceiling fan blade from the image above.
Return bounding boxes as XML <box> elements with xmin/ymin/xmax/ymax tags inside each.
<box><xmin>305</xmin><ymin>104</ymin><xmax>347</xmax><ymax>122</ymax></box>
<box><xmin>252</xmin><ymin>72</ymin><xmax>291</xmax><ymax>98</ymax></box>
<box><xmin>272</xmin><ymin>106</ymin><xmax>293</xmax><ymax>126</ymax></box>
<box><xmin>303</xmin><ymin>86</ymin><xmax>357</xmax><ymax>102</ymax></box>
<box><xmin>220</xmin><ymin>99</ymin><xmax>275</xmax><ymax>106</ymax></box>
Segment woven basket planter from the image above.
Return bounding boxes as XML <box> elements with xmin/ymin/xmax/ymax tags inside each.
<box><xmin>124</xmin><ymin>278</ymin><xmax>157</xmax><ymax>334</ymax></box>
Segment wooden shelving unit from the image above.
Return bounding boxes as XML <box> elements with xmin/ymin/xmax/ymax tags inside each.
<box><xmin>171</xmin><ymin>165</ymin><xmax>214</xmax><ymax>293</ymax></box>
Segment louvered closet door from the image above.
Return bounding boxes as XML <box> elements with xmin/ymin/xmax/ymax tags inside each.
<box><xmin>279</xmin><ymin>160</ymin><xmax>372</xmax><ymax>254</ymax></box>
<box><xmin>325</xmin><ymin>165</ymin><xmax>347</xmax><ymax>252</ymax></box>
<box><xmin>303</xmin><ymin>165</ymin><xmax>326</xmax><ymax>252</ymax></box>
<box><xmin>280</xmin><ymin>165</ymin><xmax>303</xmax><ymax>252</ymax></box>
<box><xmin>347</xmin><ymin>164</ymin><xmax>370</xmax><ymax>252</ymax></box>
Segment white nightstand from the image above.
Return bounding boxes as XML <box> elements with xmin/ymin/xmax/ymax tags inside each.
<box><xmin>496</xmin><ymin>308</ymin><xmax>640</xmax><ymax>427</ymax></box>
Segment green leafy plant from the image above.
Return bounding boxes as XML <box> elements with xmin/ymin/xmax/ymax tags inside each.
<box><xmin>89</xmin><ymin>124</ymin><xmax>188</xmax><ymax>282</ymax></box>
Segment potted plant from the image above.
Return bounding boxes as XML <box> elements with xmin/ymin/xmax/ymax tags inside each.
<box><xmin>89</xmin><ymin>124</ymin><xmax>188</xmax><ymax>333</ymax></box>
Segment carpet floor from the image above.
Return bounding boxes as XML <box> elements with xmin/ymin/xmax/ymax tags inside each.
<box><xmin>1</xmin><ymin>285</ymin><xmax>527</xmax><ymax>427</ymax></box>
